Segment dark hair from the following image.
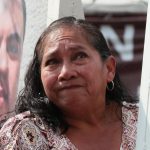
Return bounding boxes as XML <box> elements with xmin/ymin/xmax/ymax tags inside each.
<box><xmin>16</xmin><ymin>16</ymin><xmax>138</xmax><ymax>132</ymax></box>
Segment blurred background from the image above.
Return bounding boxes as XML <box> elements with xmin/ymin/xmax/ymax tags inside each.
<box><xmin>83</xmin><ymin>0</ymin><xmax>147</xmax><ymax>97</ymax></box>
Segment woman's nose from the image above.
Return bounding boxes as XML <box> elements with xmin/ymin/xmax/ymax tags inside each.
<box><xmin>58</xmin><ymin>63</ymin><xmax>77</xmax><ymax>81</ymax></box>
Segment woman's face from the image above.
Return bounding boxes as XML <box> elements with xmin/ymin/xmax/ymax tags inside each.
<box><xmin>40</xmin><ymin>27</ymin><xmax>116</xmax><ymax>112</ymax></box>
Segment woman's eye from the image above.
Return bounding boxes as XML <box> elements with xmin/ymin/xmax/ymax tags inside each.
<box><xmin>75</xmin><ymin>52</ymin><xmax>88</xmax><ymax>60</ymax></box>
<box><xmin>46</xmin><ymin>59</ymin><xmax>59</xmax><ymax>66</ymax></box>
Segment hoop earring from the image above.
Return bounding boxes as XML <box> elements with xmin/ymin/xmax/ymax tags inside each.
<box><xmin>107</xmin><ymin>81</ymin><xmax>114</xmax><ymax>91</ymax></box>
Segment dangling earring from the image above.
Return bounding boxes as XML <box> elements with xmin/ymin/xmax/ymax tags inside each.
<box><xmin>107</xmin><ymin>81</ymin><xmax>114</xmax><ymax>91</ymax></box>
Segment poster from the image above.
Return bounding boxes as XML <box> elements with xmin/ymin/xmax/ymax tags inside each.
<box><xmin>0</xmin><ymin>0</ymin><xmax>25</xmax><ymax>116</ymax></box>
<box><xmin>86</xmin><ymin>13</ymin><xmax>146</xmax><ymax>97</ymax></box>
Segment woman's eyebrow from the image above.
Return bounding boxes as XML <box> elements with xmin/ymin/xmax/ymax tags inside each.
<box><xmin>46</xmin><ymin>44</ymin><xmax>85</xmax><ymax>56</ymax></box>
<box><xmin>68</xmin><ymin>43</ymin><xmax>85</xmax><ymax>49</ymax></box>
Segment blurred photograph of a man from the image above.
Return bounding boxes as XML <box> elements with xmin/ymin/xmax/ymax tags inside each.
<box><xmin>0</xmin><ymin>0</ymin><xmax>25</xmax><ymax>115</ymax></box>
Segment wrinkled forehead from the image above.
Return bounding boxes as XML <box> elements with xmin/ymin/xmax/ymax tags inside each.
<box><xmin>46</xmin><ymin>26</ymin><xmax>88</xmax><ymax>45</ymax></box>
<box><xmin>50</xmin><ymin>27</ymin><xmax>77</xmax><ymax>40</ymax></box>
<box><xmin>0</xmin><ymin>0</ymin><xmax>24</xmax><ymax>36</ymax></box>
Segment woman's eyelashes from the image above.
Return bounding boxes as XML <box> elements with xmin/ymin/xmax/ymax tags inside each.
<box><xmin>45</xmin><ymin>51</ymin><xmax>88</xmax><ymax>67</ymax></box>
<box><xmin>72</xmin><ymin>51</ymin><xmax>88</xmax><ymax>61</ymax></box>
<box><xmin>45</xmin><ymin>58</ymin><xmax>60</xmax><ymax>67</ymax></box>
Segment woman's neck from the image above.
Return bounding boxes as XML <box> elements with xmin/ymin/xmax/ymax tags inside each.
<box><xmin>63</xmin><ymin>101</ymin><xmax>121</xmax><ymax>132</ymax></box>
<box><xmin>63</xmin><ymin>102</ymin><xmax>122</xmax><ymax>150</ymax></box>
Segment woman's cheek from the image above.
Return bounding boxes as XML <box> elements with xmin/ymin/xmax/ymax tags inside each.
<box><xmin>42</xmin><ymin>71</ymin><xmax>57</xmax><ymax>93</ymax></box>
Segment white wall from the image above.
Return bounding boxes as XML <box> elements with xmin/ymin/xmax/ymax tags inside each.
<box><xmin>18</xmin><ymin>0</ymin><xmax>47</xmax><ymax>91</ymax></box>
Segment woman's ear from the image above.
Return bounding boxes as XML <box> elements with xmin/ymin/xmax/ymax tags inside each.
<box><xmin>105</xmin><ymin>55</ymin><xmax>116</xmax><ymax>82</ymax></box>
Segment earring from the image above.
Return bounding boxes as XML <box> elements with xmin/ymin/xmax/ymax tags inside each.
<box><xmin>107</xmin><ymin>81</ymin><xmax>114</xmax><ymax>91</ymax></box>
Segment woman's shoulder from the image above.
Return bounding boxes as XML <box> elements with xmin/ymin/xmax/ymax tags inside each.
<box><xmin>0</xmin><ymin>111</ymin><xmax>77</xmax><ymax>149</ymax></box>
<box><xmin>0</xmin><ymin>111</ymin><xmax>51</xmax><ymax>149</ymax></box>
<box><xmin>121</xmin><ymin>101</ymin><xmax>139</xmax><ymax>150</ymax></box>
<box><xmin>0</xmin><ymin>111</ymin><xmax>31</xmax><ymax>137</ymax></box>
<box><xmin>0</xmin><ymin>111</ymin><xmax>38</xmax><ymax>135</ymax></box>
<box><xmin>0</xmin><ymin>111</ymin><xmax>30</xmax><ymax>128</ymax></box>
<box><xmin>122</xmin><ymin>101</ymin><xmax>138</xmax><ymax>113</ymax></box>
<box><xmin>122</xmin><ymin>101</ymin><xmax>139</xmax><ymax>123</ymax></box>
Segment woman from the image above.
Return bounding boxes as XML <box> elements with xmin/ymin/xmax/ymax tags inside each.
<box><xmin>0</xmin><ymin>17</ymin><xmax>138</xmax><ymax>150</ymax></box>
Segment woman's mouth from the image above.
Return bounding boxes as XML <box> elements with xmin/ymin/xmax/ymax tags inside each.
<box><xmin>57</xmin><ymin>84</ymin><xmax>83</xmax><ymax>92</ymax></box>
